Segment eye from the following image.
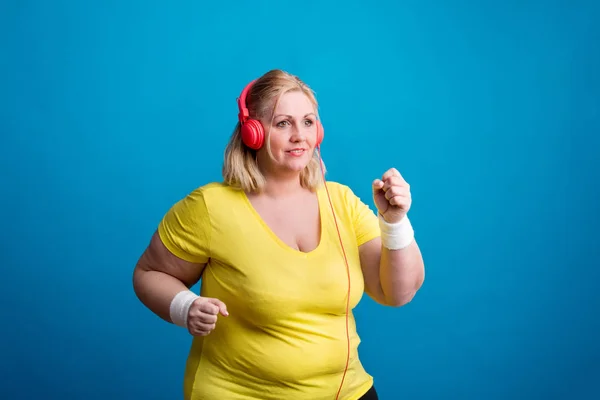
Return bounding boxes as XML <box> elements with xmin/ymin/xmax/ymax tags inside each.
<box><xmin>276</xmin><ymin>120</ymin><xmax>290</xmax><ymax>128</ymax></box>
<box><xmin>304</xmin><ymin>119</ymin><xmax>314</xmax><ymax>126</ymax></box>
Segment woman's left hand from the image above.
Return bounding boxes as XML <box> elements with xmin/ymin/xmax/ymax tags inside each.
<box><xmin>372</xmin><ymin>168</ymin><xmax>412</xmax><ymax>224</ymax></box>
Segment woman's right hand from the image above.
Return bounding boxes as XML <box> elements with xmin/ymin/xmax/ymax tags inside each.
<box><xmin>187</xmin><ymin>297</ymin><xmax>229</xmax><ymax>336</ymax></box>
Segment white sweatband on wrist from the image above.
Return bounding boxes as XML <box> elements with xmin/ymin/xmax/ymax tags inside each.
<box><xmin>169</xmin><ymin>290</ymin><xmax>199</xmax><ymax>328</ymax></box>
<box><xmin>378</xmin><ymin>214</ymin><xmax>415</xmax><ymax>250</ymax></box>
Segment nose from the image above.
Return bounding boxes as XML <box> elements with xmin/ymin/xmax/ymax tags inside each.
<box><xmin>290</xmin><ymin>124</ymin><xmax>306</xmax><ymax>142</ymax></box>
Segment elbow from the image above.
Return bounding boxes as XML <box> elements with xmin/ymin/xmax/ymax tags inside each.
<box><xmin>385</xmin><ymin>291</ymin><xmax>417</xmax><ymax>307</ymax></box>
<box><xmin>132</xmin><ymin>265</ymin><xmax>143</xmax><ymax>300</ymax></box>
<box><xmin>132</xmin><ymin>262</ymin><xmax>150</xmax><ymax>301</ymax></box>
<box><xmin>385</xmin><ymin>275</ymin><xmax>425</xmax><ymax>307</ymax></box>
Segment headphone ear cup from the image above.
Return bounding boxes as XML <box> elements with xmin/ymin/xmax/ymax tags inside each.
<box><xmin>241</xmin><ymin>119</ymin><xmax>265</xmax><ymax>150</ymax></box>
<box><xmin>316</xmin><ymin>121</ymin><xmax>324</xmax><ymax>146</ymax></box>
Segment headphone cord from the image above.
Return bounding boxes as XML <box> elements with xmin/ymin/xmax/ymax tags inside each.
<box><xmin>317</xmin><ymin>146</ymin><xmax>352</xmax><ymax>400</ymax></box>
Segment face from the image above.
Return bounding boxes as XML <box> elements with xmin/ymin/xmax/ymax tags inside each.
<box><xmin>258</xmin><ymin>90</ymin><xmax>319</xmax><ymax>176</ymax></box>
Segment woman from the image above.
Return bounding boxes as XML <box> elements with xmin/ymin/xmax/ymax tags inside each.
<box><xmin>133</xmin><ymin>69</ymin><xmax>425</xmax><ymax>400</ymax></box>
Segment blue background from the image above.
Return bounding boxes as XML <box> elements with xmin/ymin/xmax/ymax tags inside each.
<box><xmin>1</xmin><ymin>1</ymin><xmax>599</xmax><ymax>399</ymax></box>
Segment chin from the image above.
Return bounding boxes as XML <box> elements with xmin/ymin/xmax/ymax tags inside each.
<box><xmin>286</xmin><ymin>163</ymin><xmax>310</xmax><ymax>173</ymax></box>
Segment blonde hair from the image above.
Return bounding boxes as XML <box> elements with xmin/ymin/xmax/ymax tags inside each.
<box><xmin>222</xmin><ymin>69</ymin><xmax>326</xmax><ymax>193</ymax></box>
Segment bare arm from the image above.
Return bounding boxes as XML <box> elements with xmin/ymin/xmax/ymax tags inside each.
<box><xmin>359</xmin><ymin>236</ymin><xmax>425</xmax><ymax>307</ymax></box>
<box><xmin>133</xmin><ymin>231</ymin><xmax>206</xmax><ymax>323</ymax></box>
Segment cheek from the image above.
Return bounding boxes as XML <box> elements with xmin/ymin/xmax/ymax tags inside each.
<box><xmin>268</xmin><ymin>133</ymin><xmax>287</xmax><ymax>151</ymax></box>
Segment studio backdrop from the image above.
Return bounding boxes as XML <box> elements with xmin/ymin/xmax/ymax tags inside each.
<box><xmin>1</xmin><ymin>1</ymin><xmax>599</xmax><ymax>399</ymax></box>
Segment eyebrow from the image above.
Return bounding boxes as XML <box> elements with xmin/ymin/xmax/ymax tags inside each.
<box><xmin>274</xmin><ymin>113</ymin><xmax>316</xmax><ymax>119</ymax></box>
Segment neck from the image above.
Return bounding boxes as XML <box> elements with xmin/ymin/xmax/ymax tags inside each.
<box><xmin>259</xmin><ymin>172</ymin><xmax>306</xmax><ymax>198</ymax></box>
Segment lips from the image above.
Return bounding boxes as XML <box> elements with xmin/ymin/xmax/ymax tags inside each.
<box><xmin>286</xmin><ymin>148</ymin><xmax>306</xmax><ymax>155</ymax></box>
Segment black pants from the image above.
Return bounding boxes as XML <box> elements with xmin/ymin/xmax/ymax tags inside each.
<box><xmin>358</xmin><ymin>385</ymin><xmax>379</xmax><ymax>400</ymax></box>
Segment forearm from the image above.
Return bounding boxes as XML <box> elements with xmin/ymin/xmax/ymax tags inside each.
<box><xmin>380</xmin><ymin>240</ymin><xmax>425</xmax><ymax>306</ymax></box>
<box><xmin>133</xmin><ymin>268</ymin><xmax>191</xmax><ymax>323</ymax></box>
<box><xmin>377</xmin><ymin>213</ymin><xmax>425</xmax><ymax>306</ymax></box>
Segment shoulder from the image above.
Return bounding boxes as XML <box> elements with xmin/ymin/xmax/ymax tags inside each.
<box><xmin>322</xmin><ymin>180</ymin><xmax>378</xmax><ymax>219</ymax></box>
<box><xmin>195</xmin><ymin>182</ymin><xmax>245</xmax><ymax>208</ymax></box>
<box><xmin>321</xmin><ymin>180</ymin><xmax>379</xmax><ymax>243</ymax></box>
<box><xmin>322</xmin><ymin>180</ymin><xmax>363</xmax><ymax>204</ymax></box>
<box><xmin>322</xmin><ymin>180</ymin><xmax>352</xmax><ymax>196</ymax></box>
<box><xmin>161</xmin><ymin>182</ymin><xmax>238</xmax><ymax>222</ymax></box>
<box><xmin>187</xmin><ymin>181</ymin><xmax>234</xmax><ymax>196</ymax></box>
<box><xmin>158</xmin><ymin>181</ymin><xmax>239</xmax><ymax>236</ymax></box>
<box><xmin>169</xmin><ymin>182</ymin><xmax>247</xmax><ymax>227</ymax></box>
<box><xmin>180</xmin><ymin>182</ymin><xmax>241</xmax><ymax>205</ymax></box>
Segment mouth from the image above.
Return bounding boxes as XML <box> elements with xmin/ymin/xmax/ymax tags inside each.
<box><xmin>286</xmin><ymin>148</ymin><xmax>307</xmax><ymax>156</ymax></box>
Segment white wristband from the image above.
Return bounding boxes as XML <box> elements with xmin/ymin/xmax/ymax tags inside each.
<box><xmin>169</xmin><ymin>290</ymin><xmax>199</xmax><ymax>328</ymax></box>
<box><xmin>378</xmin><ymin>214</ymin><xmax>415</xmax><ymax>250</ymax></box>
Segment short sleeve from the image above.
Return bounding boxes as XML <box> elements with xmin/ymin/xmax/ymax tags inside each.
<box><xmin>338</xmin><ymin>183</ymin><xmax>381</xmax><ymax>246</ymax></box>
<box><xmin>157</xmin><ymin>188</ymin><xmax>212</xmax><ymax>264</ymax></box>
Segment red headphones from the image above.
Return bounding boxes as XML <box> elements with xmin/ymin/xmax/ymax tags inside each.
<box><xmin>236</xmin><ymin>79</ymin><xmax>324</xmax><ymax>150</ymax></box>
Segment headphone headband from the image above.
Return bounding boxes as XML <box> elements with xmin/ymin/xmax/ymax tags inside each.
<box><xmin>237</xmin><ymin>79</ymin><xmax>256</xmax><ymax>124</ymax></box>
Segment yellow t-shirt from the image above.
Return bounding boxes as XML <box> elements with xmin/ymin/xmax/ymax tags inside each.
<box><xmin>158</xmin><ymin>181</ymin><xmax>381</xmax><ymax>400</ymax></box>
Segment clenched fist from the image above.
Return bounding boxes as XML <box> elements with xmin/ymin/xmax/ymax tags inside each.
<box><xmin>372</xmin><ymin>168</ymin><xmax>412</xmax><ymax>224</ymax></box>
<box><xmin>187</xmin><ymin>297</ymin><xmax>229</xmax><ymax>336</ymax></box>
